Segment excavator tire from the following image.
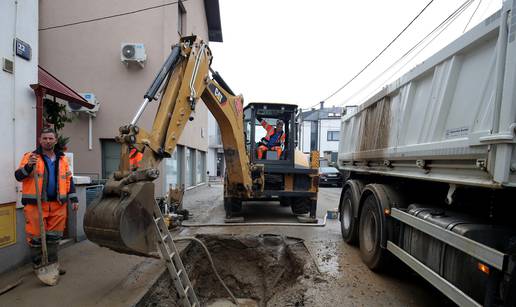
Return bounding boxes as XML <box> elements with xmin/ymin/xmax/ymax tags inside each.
<box><xmin>291</xmin><ymin>198</ymin><xmax>311</xmax><ymax>215</ymax></box>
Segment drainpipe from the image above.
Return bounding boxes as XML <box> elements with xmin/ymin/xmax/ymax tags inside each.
<box><xmin>88</xmin><ymin>114</ymin><xmax>93</xmax><ymax>150</ymax></box>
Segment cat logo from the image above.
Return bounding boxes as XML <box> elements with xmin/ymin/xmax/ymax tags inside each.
<box><xmin>208</xmin><ymin>83</ymin><xmax>227</xmax><ymax>105</ymax></box>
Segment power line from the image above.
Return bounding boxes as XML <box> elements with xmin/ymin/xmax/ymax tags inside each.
<box><xmin>39</xmin><ymin>1</ymin><xmax>185</xmax><ymax>31</ymax></box>
<box><xmin>318</xmin><ymin>0</ymin><xmax>435</xmax><ymax>105</ymax></box>
<box><xmin>463</xmin><ymin>0</ymin><xmax>482</xmax><ymax>33</ymax></box>
<box><xmin>339</xmin><ymin>0</ymin><xmax>475</xmax><ymax>107</ymax></box>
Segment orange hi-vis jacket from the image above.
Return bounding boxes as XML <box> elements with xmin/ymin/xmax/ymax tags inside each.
<box><xmin>15</xmin><ymin>147</ymin><xmax>78</xmax><ymax>205</ymax></box>
<box><xmin>261</xmin><ymin>120</ymin><xmax>285</xmax><ymax>148</ymax></box>
<box><xmin>129</xmin><ymin>148</ymin><xmax>143</xmax><ymax>170</ymax></box>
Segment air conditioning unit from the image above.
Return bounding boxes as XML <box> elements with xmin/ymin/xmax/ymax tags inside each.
<box><xmin>67</xmin><ymin>93</ymin><xmax>100</xmax><ymax>116</ymax></box>
<box><xmin>121</xmin><ymin>43</ymin><xmax>147</xmax><ymax>68</ymax></box>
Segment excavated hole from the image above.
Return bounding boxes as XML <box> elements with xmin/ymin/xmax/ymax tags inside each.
<box><xmin>138</xmin><ymin>234</ymin><xmax>319</xmax><ymax>307</ymax></box>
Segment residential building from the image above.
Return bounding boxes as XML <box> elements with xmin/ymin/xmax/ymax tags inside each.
<box><xmin>299</xmin><ymin>102</ymin><xmax>343</xmax><ymax>164</ymax></box>
<box><xmin>39</xmin><ymin>0</ymin><xmax>223</xmax><ymax>196</ymax></box>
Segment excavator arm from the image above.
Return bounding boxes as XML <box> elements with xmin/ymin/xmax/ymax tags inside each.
<box><xmin>84</xmin><ymin>36</ymin><xmax>254</xmax><ymax>255</ymax></box>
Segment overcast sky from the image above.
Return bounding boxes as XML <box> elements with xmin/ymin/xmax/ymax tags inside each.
<box><xmin>209</xmin><ymin>0</ymin><xmax>501</xmax><ymax>110</ymax></box>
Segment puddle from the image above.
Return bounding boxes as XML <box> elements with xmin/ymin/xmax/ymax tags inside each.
<box><xmin>138</xmin><ymin>234</ymin><xmax>320</xmax><ymax>307</ymax></box>
<box><xmin>314</xmin><ymin>241</ymin><xmax>341</xmax><ymax>277</ymax></box>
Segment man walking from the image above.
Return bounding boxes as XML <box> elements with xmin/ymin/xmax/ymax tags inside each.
<box><xmin>14</xmin><ymin>128</ymin><xmax>78</xmax><ymax>277</ymax></box>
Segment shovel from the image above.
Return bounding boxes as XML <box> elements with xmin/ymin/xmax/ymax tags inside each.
<box><xmin>33</xmin><ymin>172</ymin><xmax>60</xmax><ymax>286</ymax></box>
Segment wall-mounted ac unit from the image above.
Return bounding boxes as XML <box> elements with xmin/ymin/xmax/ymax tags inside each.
<box><xmin>67</xmin><ymin>93</ymin><xmax>100</xmax><ymax>116</ymax></box>
<box><xmin>121</xmin><ymin>43</ymin><xmax>147</xmax><ymax>68</ymax></box>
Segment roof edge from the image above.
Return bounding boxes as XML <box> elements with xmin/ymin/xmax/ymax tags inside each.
<box><xmin>204</xmin><ymin>0</ymin><xmax>223</xmax><ymax>42</ymax></box>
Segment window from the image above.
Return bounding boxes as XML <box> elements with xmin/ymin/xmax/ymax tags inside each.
<box><xmin>165</xmin><ymin>150</ymin><xmax>179</xmax><ymax>188</ymax></box>
<box><xmin>310</xmin><ymin>121</ymin><xmax>318</xmax><ymax>151</ymax></box>
<box><xmin>178</xmin><ymin>1</ymin><xmax>187</xmax><ymax>36</ymax></box>
<box><xmin>101</xmin><ymin>139</ymin><xmax>120</xmax><ymax>179</ymax></box>
<box><xmin>196</xmin><ymin>151</ymin><xmax>206</xmax><ymax>184</ymax></box>
<box><xmin>185</xmin><ymin>148</ymin><xmax>195</xmax><ymax>187</ymax></box>
<box><xmin>327</xmin><ymin>131</ymin><xmax>339</xmax><ymax>141</ymax></box>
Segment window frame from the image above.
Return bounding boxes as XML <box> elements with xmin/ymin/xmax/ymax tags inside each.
<box><xmin>327</xmin><ymin>130</ymin><xmax>340</xmax><ymax>141</ymax></box>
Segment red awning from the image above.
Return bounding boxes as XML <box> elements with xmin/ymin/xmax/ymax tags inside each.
<box><xmin>30</xmin><ymin>66</ymin><xmax>94</xmax><ymax>109</ymax></box>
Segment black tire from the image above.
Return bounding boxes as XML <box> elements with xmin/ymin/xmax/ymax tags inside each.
<box><xmin>340</xmin><ymin>188</ymin><xmax>358</xmax><ymax>244</ymax></box>
<box><xmin>279</xmin><ymin>197</ymin><xmax>291</xmax><ymax>207</ymax></box>
<box><xmin>359</xmin><ymin>193</ymin><xmax>387</xmax><ymax>271</ymax></box>
<box><xmin>224</xmin><ymin>197</ymin><xmax>242</xmax><ymax>218</ymax></box>
<box><xmin>291</xmin><ymin>198</ymin><xmax>311</xmax><ymax>215</ymax></box>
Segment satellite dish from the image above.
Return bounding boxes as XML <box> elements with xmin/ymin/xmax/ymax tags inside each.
<box><xmin>122</xmin><ymin>45</ymin><xmax>135</xmax><ymax>59</ymax></box>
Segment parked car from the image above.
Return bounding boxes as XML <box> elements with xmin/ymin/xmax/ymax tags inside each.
<box><xmin>318</xmin><ymin>167</ymin><xmax>343</xmax><ymax>187</ymax></box>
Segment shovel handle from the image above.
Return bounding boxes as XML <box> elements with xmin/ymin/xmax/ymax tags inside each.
<box><xmin>33</xmin><ymin>171</ymin><xmax>48</xmax><ymax>266</ymax></box>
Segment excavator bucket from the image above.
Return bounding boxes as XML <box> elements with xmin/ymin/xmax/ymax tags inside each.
<box><xmin>84</xmin><ymin>182</ymin><xmax>157</xmax><ymax>256</ymax></box>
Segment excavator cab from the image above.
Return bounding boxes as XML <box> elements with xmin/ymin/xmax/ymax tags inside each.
<box><xmin>245</xmin><ymin>103</ymin><xmax>297</xmax><ymax>165</ymax></box>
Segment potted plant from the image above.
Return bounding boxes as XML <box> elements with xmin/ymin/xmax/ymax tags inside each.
<box><xmin>43</xmin><ymin>98</ymin><xmax>74</xmax><ymax>151</ymax></box>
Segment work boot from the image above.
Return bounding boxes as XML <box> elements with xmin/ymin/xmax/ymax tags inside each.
<box><xmin>30</xmin><ymin>241</ymin><xmax>42</xmax><ymax>268</ymax></box>
<box><xmin>46</xmin><ymin>235</ymin><xmax>60</xmax><ymax>264</ymax></box>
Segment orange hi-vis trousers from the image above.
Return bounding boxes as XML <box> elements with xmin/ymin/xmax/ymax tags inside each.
<box><xmin>23</xmin><ymin>201</ymin><xmax>67</xmax><ymax>245</ymax></box>
<box><xmin>257</xmin><ymin>145</ymin><xmax>282</xmax><ymax>159</ymax></box>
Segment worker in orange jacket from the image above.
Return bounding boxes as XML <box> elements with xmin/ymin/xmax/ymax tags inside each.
<box><xmin>256</xmin><ymin>117</ymin><xmax>286</xmax><ymax>159</ymax></box>
<box><xmin>14</xmin><ymin>128</ymin><xmax>78</xmax><ymax>274</ymax></box>
<box><xmin>129</xmin><ymin>148</ymin><xmax>143</xmax><ymax>171</ymax></box>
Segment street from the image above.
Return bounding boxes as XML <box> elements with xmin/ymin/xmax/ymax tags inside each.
<box><xmin>0</xmin><ymin>184</ymin><xmax>456</xmax><ymax>306</ymax></box>
<box><xmin>169</xmin><ymin>183</ymin><xmax>456</xmax><ymax>307</ymax></box>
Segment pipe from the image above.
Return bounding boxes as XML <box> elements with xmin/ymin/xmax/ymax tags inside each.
<box><xmin>173</xmin><ymin>237</ymin><xmax>239</xmax><ymax>306</ymax></box>
<box><xmin>88</xmin><ymin>114</ymin><xmax>92</xmax><ymax>150</ymax></box>
<box><xmin>182</xmin><ymin>213</ymin><xmax>327</xmax><ymax>227</ymax></box>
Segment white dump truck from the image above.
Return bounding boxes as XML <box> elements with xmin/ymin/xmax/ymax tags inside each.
<box><xmin>337</xmin><ymin>2</ymin><xmax>516</xmax><ymax>306</ymax></box>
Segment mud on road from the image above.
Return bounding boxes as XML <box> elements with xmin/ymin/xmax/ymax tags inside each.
<box><xmin>138</xmin><ymin>185</ymin><xmax>455</xmax><ymax>307</ymax></box>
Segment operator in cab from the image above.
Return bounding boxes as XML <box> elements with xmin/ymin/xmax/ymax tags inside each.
<box><xmin>256</xmin><ymin>116</ymin><xmax>286</xmax><ymax>160</ymax></box>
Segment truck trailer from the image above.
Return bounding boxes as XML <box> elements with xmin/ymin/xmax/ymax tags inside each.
<box><xmin>337</xmin><ymin>2</ymin><xmax>516</xmax><ymax>306</ymax></box>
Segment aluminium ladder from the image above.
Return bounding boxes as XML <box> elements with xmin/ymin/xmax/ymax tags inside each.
<box><xmin>152</xmin><ymin>201</ymin><xmax>199</xmax><ymax>307</ymax></box>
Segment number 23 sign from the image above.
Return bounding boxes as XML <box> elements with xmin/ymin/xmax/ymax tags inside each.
<box><xmin>15</xmin><ymin>38</ymin><xmax>32</xmax><ymax>61</ymax></box>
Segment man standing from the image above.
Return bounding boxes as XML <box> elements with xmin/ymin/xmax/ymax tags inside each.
<box><xmin>14</xmin><ymin>128</ymin><xmax>78</xmax><ymax>276</ymax></box>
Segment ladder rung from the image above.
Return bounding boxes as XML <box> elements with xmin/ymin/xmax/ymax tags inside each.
<box><xmin>154</xmin><ymin>217</ymin><xmax>161</xmax><ymax>222</ymax></box>
<box><xmin>177</xmin><ymin>269</ymin><xmax>182</xmax><ymax>276</ymax></box>
<box><xmin>184</xmin><ymin>286</ymin><xmax>190</xmax><ymax>295</ymax></box>
<box><xmin>161</xmin><ymin>234</ymin><xmax>169</xmax><ymax>241</ymax></box>
<box><xmin>169</xmin><ymin>252</ymin><xmax>176</xmax><ymax>258</ymax></box>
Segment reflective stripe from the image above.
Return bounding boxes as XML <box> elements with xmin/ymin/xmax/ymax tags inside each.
<box><xmin>46</xmin><ymin>231</ymin><xmax>63</xmax><ymax>236</ymax></box>
<box><xmin>21</xmin><ymin>194</ymin><xmax>38</xmax><ymax>199</ymax></box>
<box><xmin>21</xmin><ymin>166</ymin><xmax>29</xmax><ymax>176</ymax></box>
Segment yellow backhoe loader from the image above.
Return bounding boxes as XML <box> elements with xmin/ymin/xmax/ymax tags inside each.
<box><xmin>84</xmin><ymin>36</ymin><xmax>319</xmax><ymax>256</ymax></box>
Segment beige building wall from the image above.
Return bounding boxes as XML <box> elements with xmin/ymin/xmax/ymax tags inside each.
<box><xmin>39</xmin><ymin>0</ymin><xmax>217</xmax><ymax>195</ymax></box>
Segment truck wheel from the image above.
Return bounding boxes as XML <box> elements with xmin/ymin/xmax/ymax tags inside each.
<box><xmin>340</xmin><ymin>188</ymin><xmax>358</xmax><ymax>244</ymax></box>
<box><xmin>291</xmin><ymin>198</ymin><xmax>310</xmax><ymax>215</ymax></box>
<box><xmin>359</xmin><ymin>193</ymin><xmax>387</xmax><ymax>271</ymax></box>
<box><xmin>224</xmin><ymin>197</ymin><xmax>242</xmax><ymax>218</ymax></box>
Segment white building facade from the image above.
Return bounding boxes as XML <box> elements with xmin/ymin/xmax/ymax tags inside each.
<box><xmin>0</xmin><ymin>0</ymin><xmax>38</xmax><ymax>273</ymax></box>
<box><xmin>299</xmin><ymin>103</ymin><xmax>343</xmax><ymax>163</ymax></box>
